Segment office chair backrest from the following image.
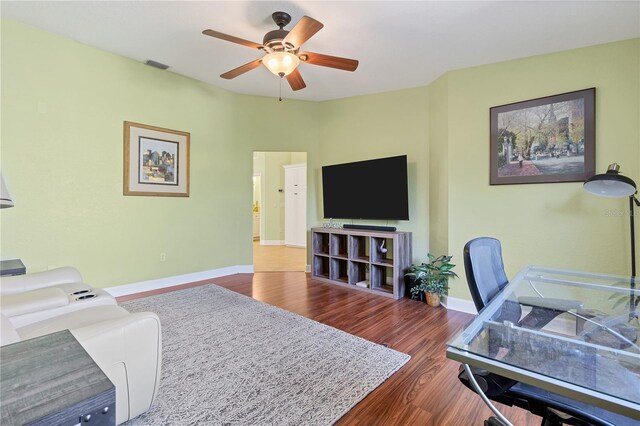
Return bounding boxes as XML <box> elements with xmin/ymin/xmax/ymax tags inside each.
<box><xmin>463</xmin><ymin>237</ymin><xmax>510</xmax><ymax>312</ymax></box>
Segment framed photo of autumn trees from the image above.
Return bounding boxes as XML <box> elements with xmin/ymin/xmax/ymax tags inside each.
<box><xmin>490</xmin><ymin>88</ymin><xmax>595</xmax><ymax>185</ymax></box>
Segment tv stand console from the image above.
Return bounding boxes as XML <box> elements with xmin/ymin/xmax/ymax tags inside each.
<box><xmin>311</xmin><ymin>227</ymin><xmax>412</xmax><ymax>299</ymax></box>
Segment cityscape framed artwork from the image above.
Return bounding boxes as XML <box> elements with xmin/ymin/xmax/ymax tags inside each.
<box><xmin>123</xmin><ymin>121</ymin><xmax>190</xmax><ymax>196</ymax></box>
<box><xmin>490</xmin><ymin>88</ymin><xmax>595</xmax><ymax>185</ymax></box>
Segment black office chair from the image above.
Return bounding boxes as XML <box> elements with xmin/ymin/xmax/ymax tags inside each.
<box><xmin>463</xmin><ymin>237</ymin><xmax>581</xmax><ymax>329</ymax></box>
<box><xmin>458</xmin><ymin>237</ymin><xmax>637</xmax><ymax>426</ymax></box>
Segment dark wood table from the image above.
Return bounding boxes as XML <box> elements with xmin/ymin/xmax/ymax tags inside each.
<box><xmin>1</xmin><ymin>330</ymin><xmax>115</xmax><ymax>426</ymax></box>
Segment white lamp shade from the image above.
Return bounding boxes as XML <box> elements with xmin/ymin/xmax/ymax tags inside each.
<box><xmin>583</xmin><ymin>163</ymin><xmax>637</xmax><ymax>198</ymax></box>
<box><xmin>262</xmin><ymin>52</ymin><xmax>300</xmax><ymax>76</ymax></box>
<box><xmin>0</xmin><ymin>172</ymin><xmax>14</xmax><ymax>208</ymax></box>
<box><xmin>583</xmin><ymin>179</ymin><xmax>636</xmax><ymax>198</ymax></box>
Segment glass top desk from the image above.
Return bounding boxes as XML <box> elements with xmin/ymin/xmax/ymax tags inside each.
<box><xmin>447</xmin><ymin>266</ymin><xmax>640</xmax><ymax>420</ymax></box>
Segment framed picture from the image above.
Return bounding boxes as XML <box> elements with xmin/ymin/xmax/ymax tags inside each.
<box><xmin>490</xmin><ymin>88</ymin><xmax>595</xmax><ymax>185</ymax></box>
<box><xmin>124</xmin><ymin>121</ymin><xmax>190</xmax><ymax>196</ymax></box>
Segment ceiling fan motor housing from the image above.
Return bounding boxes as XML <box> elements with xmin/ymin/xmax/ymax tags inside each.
<box><xmin>264</xmin><ymin>11</ymin><xmax>294</xmax><ymax>51</ymax></box>
<box><xmin>263</xmin><ymin>29</ymin><xmax>290</xmax><ymax>51</ymax></box>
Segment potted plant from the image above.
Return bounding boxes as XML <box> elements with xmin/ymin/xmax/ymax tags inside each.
<box><xmin>405</xmin><ymin>254</ymin><xmax>458</xmax><ymax>307</ymax></box>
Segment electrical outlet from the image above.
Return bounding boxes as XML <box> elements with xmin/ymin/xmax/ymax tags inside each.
<box><xmin>160</xmin><ymin>253</ymin><xmax>166</xmax><ymax>262</ymax></box>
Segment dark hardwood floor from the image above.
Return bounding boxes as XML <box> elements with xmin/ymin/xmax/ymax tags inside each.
<box><xmin>119</xmin><ymin>272</ymin><xmax>539</xmax><ymax>426</ymax></box>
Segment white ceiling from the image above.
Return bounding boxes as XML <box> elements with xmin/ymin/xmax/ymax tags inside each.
<box><xmin>2</xmin><ymin>1</ymin><xmax>639</xmax><ymax>101</ymax></box>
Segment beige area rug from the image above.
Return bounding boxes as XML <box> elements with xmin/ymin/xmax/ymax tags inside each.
<box><xmin>122</xmin><ymin>284</ymin><xmax>409</xmax><ymax>425</ymax></box>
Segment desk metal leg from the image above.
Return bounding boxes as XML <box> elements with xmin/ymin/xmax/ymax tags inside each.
<box><xmin>462</xmin><ymin>364</ymin><xmax>514</xmax><ymax>426</ymax></box>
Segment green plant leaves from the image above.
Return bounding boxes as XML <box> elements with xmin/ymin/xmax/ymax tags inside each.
<box><xmin>404</xmin><ymin>253</ymin><xmax>458</xmax><ymax>296</ymax></box>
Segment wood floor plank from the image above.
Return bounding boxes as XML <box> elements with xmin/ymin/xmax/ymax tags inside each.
<box><xmin>118</xmin><ymin>271</ymin><xmax>540</xmax><ymax>425</ymax></box>
<box><xmin>253</xmin><ymin>241</ymin><xmax>306</xmax><ymax>271</ymax></box>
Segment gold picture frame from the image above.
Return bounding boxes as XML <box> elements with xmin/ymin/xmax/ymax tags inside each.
<box><xmin>124</xmin><ymin>121</ymin><xmax>190</xmax><ymax>197</ymax></box>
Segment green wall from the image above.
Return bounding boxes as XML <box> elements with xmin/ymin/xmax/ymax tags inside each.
<box><xmin>0</xmin><ymin>20</ymin><xmax>319</xmax><ymax>286</ymax></box>
<box><xmin>2</xmin><ymin>19</ymin><xmax>638</xmax><ymax>301</ymax></box>
<box><xmin>427</xmin><ymin>75</ymin><xmax>450</xmax><ymax>258</ymax></box>
<box><xmin>317</xmin><ymin>88</ymin><xmax>430</xmax><ymax>259</ymax></box>
<box><xmin>313</xmin><ymin>39</ymin><xmax>640</xmax><ymax>301</ymax></box>
<box><xmin>440</xmin><ymin>39</ymin><xmax>640</xmax><ymax>299</ymax></box>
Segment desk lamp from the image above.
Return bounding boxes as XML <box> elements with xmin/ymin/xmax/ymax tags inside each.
<box><xmin>584</xmin><ymin>163</ymin><xmax>639</xmax><ymax>319</ymax></box>
<box><xmin>0</xmin><ymin>172</ymin><xmax>14</xmax><ymax>208</ymax></box>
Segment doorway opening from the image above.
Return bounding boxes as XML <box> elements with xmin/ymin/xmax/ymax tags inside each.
<box><xmin>252</xmin><ymin>151</ymin><xmax>307</xmax><ymax>272</ymax></box>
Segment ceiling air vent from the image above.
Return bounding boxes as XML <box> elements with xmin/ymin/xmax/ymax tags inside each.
<box><xmin>145</xmin><ymin>60</ymin><xmax>169</xmax><ymax>70</ymax></box>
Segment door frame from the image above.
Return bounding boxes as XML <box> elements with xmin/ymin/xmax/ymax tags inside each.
<box><xmin>252</xmin><ymin>172</ymin><xmax>263</xmax><ymax>241</ymax></box>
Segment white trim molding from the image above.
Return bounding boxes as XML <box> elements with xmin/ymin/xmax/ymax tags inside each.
<box><xmin>441</xmin><ymin>295</ymin><xmax>478</xmax><ymax>315</ymax></box>
<box><xmin>284</xmin><ymin>242</ymin><xmax>306</xmax><ymax>248</ymax></box>
<box><xmin>305</xmin><ymin>264</ymin><xmax>311</xmax><ymax>273</ymax></box>
<box><xmin>104</xmin><ymin>265</ymin><xmax>254</xmax><ymax>297</ymax></box>
<box><xmin>260</xmin><ymin>240</ymin><xmax>284</xmax><ymax>246</ymax></box>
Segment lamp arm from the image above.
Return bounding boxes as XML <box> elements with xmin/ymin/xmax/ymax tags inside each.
<box><xmin>630</xmin><ymin>195</ymin><xmax>637</xmax><ymax>321</ymax></box>
<box><xmin>630</xmin><ymin>196</ymin><xmax>636</xmax><ymax>278</ymax></box>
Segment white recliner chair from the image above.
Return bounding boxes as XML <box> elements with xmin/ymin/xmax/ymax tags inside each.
<box><xmin>0</xmin><ymin>267</ymin><xmax>117</xmax><ymax>327</ymax></box>
<box><xmin>1</xmin><ymin>305</ymin><xmax>162</xmax><ymax>425</ymax></box>
<box><xmin>1</xmin><ymin>267</ymin><xmax>161</xmax><ymax>424</ymax></box>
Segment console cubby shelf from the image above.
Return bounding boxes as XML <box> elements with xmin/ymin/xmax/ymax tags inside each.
<box><xmin>311</xmin><ymin>227</ymin><xmax>412</xmax><ymax>299</ymax></box>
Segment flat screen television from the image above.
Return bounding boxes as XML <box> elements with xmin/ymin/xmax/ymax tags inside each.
<box><xmin>322</xmin><ymin>155</ymin><xmax>409</xmax><ymax>220</ymax></box>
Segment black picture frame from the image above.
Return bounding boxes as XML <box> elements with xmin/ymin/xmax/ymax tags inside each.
<box><xmin>490</xmin><ymin>88</ymin><xmax>595</xmax><ymax>185</ymax></box>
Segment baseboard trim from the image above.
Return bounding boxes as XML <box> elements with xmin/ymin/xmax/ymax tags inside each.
<box><xmin>305</xmin><ymin>264</ymin><xmax>311</xmax><ymax>273</ymax></box>
<box><xmin>284</xmin><ymin>242</ymin><xmax>307</xmax><ymax>248</ymax></box>
<box><xmin>104</xmin><ymin>265</ymin><xmax>254</xmax><ymax>297</ymax></box>
<box><xmin>441</xmin><ymin>296</ymin><xmax>478</xmax><ymax>315</ymax></box>
<box><xmin>260</xmin><ymin>240</ymin><xmax>284</xmax><ymax>246</ymax></box>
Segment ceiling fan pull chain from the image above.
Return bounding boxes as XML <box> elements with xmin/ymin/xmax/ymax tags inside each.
<box><xmin>279</xmin><ymin>74</ymin><xmax>283</xmax><ymax>102</ymax></box>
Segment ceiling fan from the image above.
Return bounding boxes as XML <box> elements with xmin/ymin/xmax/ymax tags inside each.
<box><xmin>202</xmin><ymin>11</ymin><xmax>359</xmax><ymax>91</ymax></box>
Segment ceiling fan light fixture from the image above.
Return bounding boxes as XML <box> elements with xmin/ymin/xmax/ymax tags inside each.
<box><xmin>262</xmin><ymin>52</ymin><xmax>300</xmax><ymax>77</ymax></box>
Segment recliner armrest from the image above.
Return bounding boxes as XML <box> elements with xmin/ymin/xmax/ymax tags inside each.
<box><xmin>71</xmin><ymin>312</ymin><xmax>162</xmax><ymax>425</ymax></box>
<box><xmin>518</xmin><ymin>296</ymin><xmax>583</xmax><ymax>312</ymax></box>
<box><xmin>1</xmin><ymin>287</ymin><xmax>69</xmax><ymax>317</ymax></box>
<box><xmin>0</xmin><ymin>314</ymin><xmax>21</xmax><ymax>346</ymax></box>
<box><xmin>0</xmin><ymin>267</ymin><xmax>83</xmax><ymax>295</ymax></box>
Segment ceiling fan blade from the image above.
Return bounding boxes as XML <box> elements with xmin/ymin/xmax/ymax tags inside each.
<box><xmin>202</xmin><ymin>29</ymin><xmax>263</xmax><ymax>50</ymax></box>
<box><xmin>282</xmin><ymin>16</ymin><xmax>323</xmax><ymax>49</ymax></box>
<box><xmin>299</xmin><ymin>51</ymin><xmax>359</xmax><ymax>72</ymax></box>
<box><xmin>286</xmin><ymin>69</ymin><xmax>306</xmax><ymax>91</ymax></box>
<box><xmin>220</xmin><ymin>59</ymin><xmax>263</xmax><ymax>79</ymax></box>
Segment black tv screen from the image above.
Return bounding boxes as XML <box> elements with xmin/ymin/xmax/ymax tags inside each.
<box><xmin>322</xmin><ymin>155</ymin><xmax>409</xmax><ymax>220</ymax></box>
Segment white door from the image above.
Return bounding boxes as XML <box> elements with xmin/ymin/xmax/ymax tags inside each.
<box><xmin>284</xmin><ymin>164</ymin><xmax>306</xmax><ymax>247</ymax></box>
